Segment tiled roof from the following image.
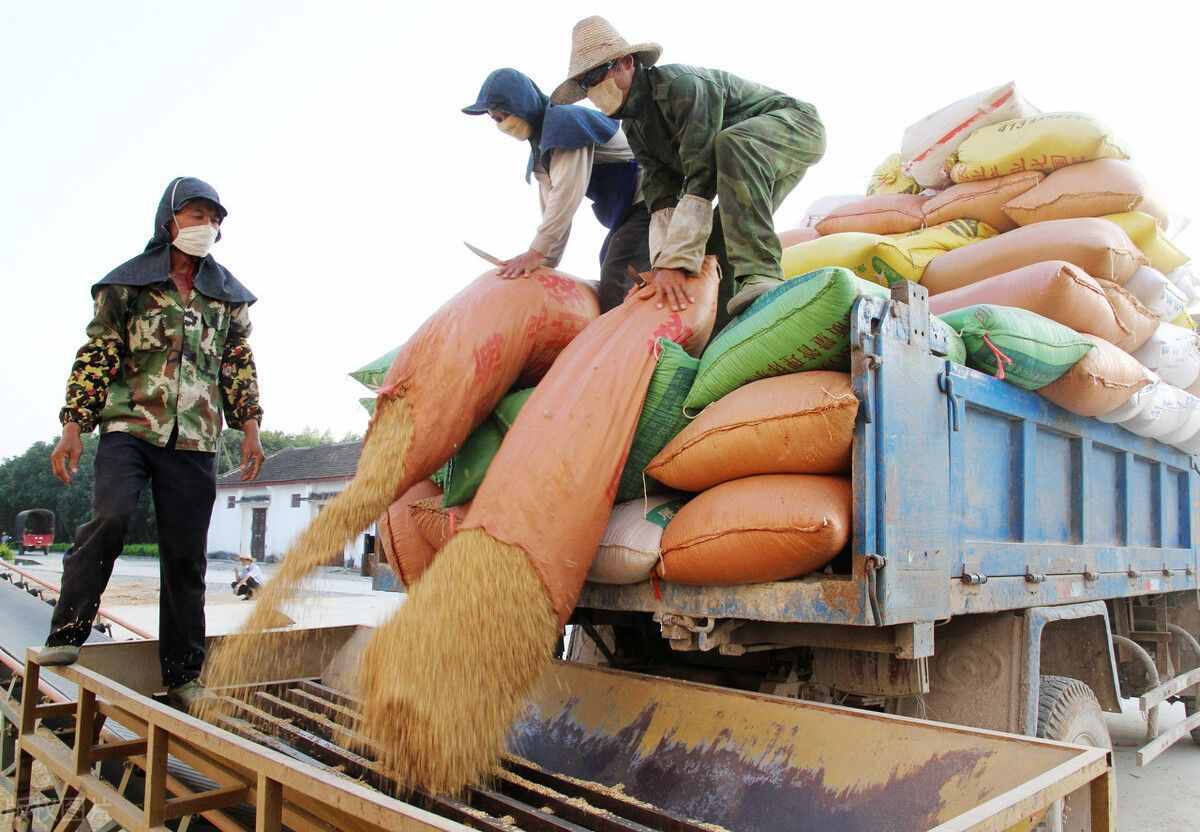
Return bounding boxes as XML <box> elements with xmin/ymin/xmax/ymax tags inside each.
<box><xmin>217</xmin><ymin>441</ymin><xmax>362</xmax><ymax>487</ymax></box>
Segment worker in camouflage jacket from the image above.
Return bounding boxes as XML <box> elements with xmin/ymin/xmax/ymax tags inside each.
<box><xmin>553</xmin><ymin>17</ymin><xmax>826</xmax><ymax>327</ymax></box>
<box><xmin>42</xmin><ymin>177</ymin><xmax>265</xmax><ymax>711</ymax></box>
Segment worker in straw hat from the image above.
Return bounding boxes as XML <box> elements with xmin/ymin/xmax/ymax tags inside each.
<box><xmin>231</xmin><ymin>553</ymin><xmax>264</xmax><ymax>600</ymax></box>
<box><xmin>553</xmin><ymin>16</ymin><xmax>826</xmax><ymax>325</ymax></box>
<box><xmin>464</xmin><ymin>68</ymin><xmax>651</xmax><ymax>311</ymax></box>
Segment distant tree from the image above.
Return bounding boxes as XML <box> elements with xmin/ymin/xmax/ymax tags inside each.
<box><xmin>1</xmin><ymin>427</ymin><xmax>359</xmax><ymax>543</ymax></box>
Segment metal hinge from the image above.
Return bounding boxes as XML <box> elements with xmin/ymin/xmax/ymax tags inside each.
<box><xmin>960</xmin><ymin>570</ymin><xmax>988</xmax><ymax>586</ymax></box>
<box><xmin>1024</xmin><ymin>569</ymin><xmax>1046</xmax><ymax>584</ymax></box>
<box><xmin>865</xmin><ymin>555</ymin><xmax>887</xmax><ymax>626</ymax></box>
<box><xmin>938</xmin><ymin>367</ymin><xmax>964</xmax><ymax>432</ymax></box>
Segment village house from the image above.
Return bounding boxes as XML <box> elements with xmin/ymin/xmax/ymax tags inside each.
<box><xmin>206</xmin><ymin>441</ymin><xmax>370</xmax><ymax>566</ymax></box>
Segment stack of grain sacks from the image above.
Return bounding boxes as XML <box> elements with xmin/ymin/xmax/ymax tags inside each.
<box><xmin>780</xmin><ymin>81</ymin><xmax>1200</xmax><ymax>453</ymax></box>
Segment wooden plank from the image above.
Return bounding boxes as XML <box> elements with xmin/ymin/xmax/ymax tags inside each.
<box><xmin>73</xmin><ymin>689</ymin><xmax>95</xmax><ymax>775</ymax></box>
<box><xmin>286</xmin><ymin>687</ymin><xmax>361</xmax><ymax>725</ymax></box>
<box><xmin>33</xmin><ymin>702</ymin><xmax>76</xmax><ymax>722</ymax></box>
<box><xmin>299</xmin><ymin>679</ymin><xmax>362</xmax><ymax>709</ymax></box>
<box><xmin>145</xmin><ymin>723</ymin><xmax>169</xmax><ymax>826</ymax></box>
<box><xmin>62</xmin><ymin>664</ymin><xmax>454</xmax><ymax>831</ymax></box>
<box><xmin>256</xmin><ymin>773</ymin><xmax>283</xmax><ymax>832</ymax></box>
<box><xmin>1137</xmin><ymin>709</ymin><xmax>1200</xmax><ymax>766</ymax></box>
<box><xmin>164</xmin><ymin>782</ymin><xmax>250</xmax><ymax>821</ymax></box>
<box><xmin>19</xmin><ymin>733</ymin><xmax>149</xmax><ymax>832</ymax></box>
<box><xmin>1089</xmin><ymin>767</ymin><xmax>1117</xmax><ymax>831</ymax></box>
<box><xmin>90</xmin><ymin>737</ymin><xmax>149</xmax><ymax>762</ymax></box>
<box><xmin>25</xmin><ymin>718</ymin><xmax>244</xmax><ymax>832</ymax></box>
<box><xmin>1139</xmin><ymin>666</ymin><xmax>1200</xmax><ymax>711</ymax></box>
<box><xmin>926</xmin><ymin>751</ymin><xmax>1109</xmax><ymax>832</ymax></box>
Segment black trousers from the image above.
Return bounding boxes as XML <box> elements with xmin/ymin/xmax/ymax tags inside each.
<box><xmin>233</xmin><ymin>577</ymin><xmax>261</xmax><ymax>596</ymax></box>
<box><xmin>597</xmin><ymin>203</ymin><xmax>652</xmax><ymax>313</ymax></box>
<box><xmin>47</xmin><ymin>431</ymin><xmax>216</xmax><ymax>688</ymax></box>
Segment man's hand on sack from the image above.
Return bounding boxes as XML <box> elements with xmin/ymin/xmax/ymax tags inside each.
<box><xmin>497</xmin><ymin>248</ymin><xmax>546</xmax><ymax>279</ymax></box>
<box><xmin>638</xmin><ymin>267</ymin><xmax>695</xmax><ymax>312</ymax></box>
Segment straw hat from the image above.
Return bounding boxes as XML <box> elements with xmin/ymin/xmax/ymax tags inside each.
<box><xmin>238</xmin><ymin>553</ymin><xmax>253</xmax><ymax>562</ymax></box>
<box><xmin>551</xmin><ymin>16</ymin><xmax>661</xmax><ymax>104</ymax></box>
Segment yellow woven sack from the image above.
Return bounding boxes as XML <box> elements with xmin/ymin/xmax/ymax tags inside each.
<box><xmin>1104</xmin><ymin>211</ymin><xmax>1190</xmax><ymax>274</ymax></box>
<box><xmin>950</xmin><ymin>113</ymin><xmax>1128</xmax><ymax>184</ymax></box>
<box><xmin>781</xmin><ymin>221</ymin><xmax>996</xmax><ymax>287</ymax></box>
<box><xmin>867</xmin><ymin>153</ymin><xmax>922</xmax><ymax>196</ymax></box>
<box><xmin>872</xmin><ymin>219</ymin><xmax>998</xmax><ymax>286</ymax></box>
<box><xmin>781</xmin><ymin>232</ymin><xmax>879</xmax><ymax>281</ymax></box>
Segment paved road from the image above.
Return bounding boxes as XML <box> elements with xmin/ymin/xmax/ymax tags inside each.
<box><xmin>1109</xmin><ymin>699</ymin><xmax>1200</xmax><ymax>830</ymax></box>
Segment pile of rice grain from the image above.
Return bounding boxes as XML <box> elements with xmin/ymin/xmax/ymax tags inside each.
<box><xmin>199</xmin><ymin>398</ymin><xmax>414</xmax><ymax>714</ymax></box>
<box><xmin>355</xmin><ymin>528</ymin><xmax>558</xmax><ymax>794</ymax></box>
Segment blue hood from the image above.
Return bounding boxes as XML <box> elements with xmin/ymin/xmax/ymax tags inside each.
<box><xmin>464</xmin><ymin>69</ymin><xmax>622</xmax><ymax>182</ymax></box>
<box><xmin>93</xmin><ymin>176</ymin><xmax>255</xmax><ymax>304</ymax></box>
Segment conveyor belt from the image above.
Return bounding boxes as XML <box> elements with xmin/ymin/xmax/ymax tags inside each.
<box><xmin>0</xmin><ymin>575</ymin><xmax>110</xmax><ymax>701</ymax></box>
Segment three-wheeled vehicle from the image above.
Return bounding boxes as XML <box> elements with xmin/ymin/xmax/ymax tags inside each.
<box><xmin>15</xmin><ymin>509</ymin><xmax>54</xmax><ymax>556</ymax></box>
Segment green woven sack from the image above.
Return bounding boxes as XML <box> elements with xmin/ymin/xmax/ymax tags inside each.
<box><xmin>939</xmin><ymin>304</ymin><xmax>1093</xmax><ymax>390</ymax></box>
<box><xmin>616</xmin><ymin>340</ymin><xmax>699</xmax><ymax>502</ymax></box>
<box><xmin>349</xmin><ymin>346</ymin><xmax>401</xmax><ymax>391</ymax></box>
<box><xmin>686</xmin><ymin>268</ymin><xmax>965</xmax><ymax>410</ymax></box>
<box><xmin>437</xmin><ymin>388</ymin><xmax>536</xmax><ymax>506</ymax></box>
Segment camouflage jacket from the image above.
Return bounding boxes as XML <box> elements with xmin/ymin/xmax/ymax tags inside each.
<box><xmin>59</xmin><ymin>283</ymin><xmax>262</xmax><ymax>452</ymax></box>
<box><xmin>617</xmin><ymin>64</ymin><xmax>805</xmax><ymax>212</ymax></box>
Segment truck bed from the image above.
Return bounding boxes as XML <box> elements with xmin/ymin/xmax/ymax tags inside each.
<box><xmin>576</xmin><ymin>289</ymin><xmax>1200</xmax><ymax>627</ymax></box>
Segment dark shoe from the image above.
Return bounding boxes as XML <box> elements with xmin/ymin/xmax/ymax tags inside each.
<box><xmin>39</xmin><ymin>645</ymin><xmax>80</xmax><ymax>666</ymax></box>
<box><xmin>167</xmin><ymin>680</ymin><xmax>211</xmax><ymax>712</ymax></box>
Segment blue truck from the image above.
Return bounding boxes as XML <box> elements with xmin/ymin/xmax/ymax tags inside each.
<box><xmin>562</xmin><ymin>283</ymin><xmax>1200</xmax><ymax>782</ymax></box>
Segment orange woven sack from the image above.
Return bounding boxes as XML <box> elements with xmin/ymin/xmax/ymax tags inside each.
<box><xmin>921</xmin><ymin>171</ymin><xmax>1043</xmax><ymax>233</ymax></box>
<box><xmin>928</xmin><ymin>261</ymin><xmax>1131</xmax><ymax>348</ymax></box>
<box><xmin>815</xmin><ymin>194</ymin><xmax>928</xmax><ymax>236</ymax></box>
<box><xmin>1039</xmin><ymin>335</ymin><xmax>1152</xmax><ymax>417</ymax></box>
<box><xmin>410</xmin><ymin>497</ymin><xmax>471</xmax><ymax>552</ymax></box>
<box><xmin>658</xmin><ymin>474</ymin><xmax>851</xmax><ymax>585</ymax></box>
<box><xmin>373</xmin><ymin>270</ymin><xmax>599</xmax><ymax>501</ymax></box>
<box><xmin>1094</xmin><ymin>279</ymin><xmax>1159</xmax><ymax>353</ymax></box>
<box><xmin>376</xmin><ymin>480</ymin><xmax>442</xmax><ymax>587</ymax></box>
<box><xmin>922</xmin><ymin>218</ymin><xmax>1146</xmax><ymax>295</ymax></box>
<box><xmin>462</xmin><ymin>258</ymin><xmax>721</xmax><ymax>623</ymax></box>
<box><xmin>647</xmin><ymin>372</ymin><xmax>857</xmax><ymax>492</ymax></box>
<box><xmin>778</xmin><ymin>226</ymin><xmax>819</xmax><ymax>248</ymax></box>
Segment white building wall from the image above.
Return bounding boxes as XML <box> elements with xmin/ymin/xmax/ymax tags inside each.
<box><xmin>207</xmin><ymin>478</ymin><xmax>370</xmax><ymax>567</ymax></box>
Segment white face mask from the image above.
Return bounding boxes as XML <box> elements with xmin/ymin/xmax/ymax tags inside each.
<box><xmin>496</xmin><ymin>114</ymin><xmax>533</xmax><ymax>141</ymax></box>
<box><xmin>173</xmin><ymin>222</ymin><xmax>219</xmax><ymax>258</ymax></box>
<box><xmin>587</xmin><ymin>77</ymin><xmax>625</xmax><ymax>116</ymax></box>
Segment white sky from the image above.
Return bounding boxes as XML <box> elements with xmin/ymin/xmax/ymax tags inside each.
<box><xmin>2</xmin><ymin>1</ymin><xmax>1198</xmax><ymax>459</ymax></box>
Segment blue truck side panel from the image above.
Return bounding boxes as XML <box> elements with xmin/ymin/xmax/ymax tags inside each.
<box><xmin>574</xmin><ymin>292</ymin><xmax>1200</xmax><ymax>626</ymax></box>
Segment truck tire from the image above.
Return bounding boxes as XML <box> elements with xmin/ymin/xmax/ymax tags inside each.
<box><xmin>1037</xmin><ymin>676</ymin><xmax>1111</xmax><ymax>832</ymax></box>
<box><xmin>1037</xmin><ymin>675</ymin><xmax>1112</xmax><ymax>749</ymax></box>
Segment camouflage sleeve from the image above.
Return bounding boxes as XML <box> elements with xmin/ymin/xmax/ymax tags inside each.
<box><xmin>626</xmin><ymin>125</ymin><xmax>683</xmax><ymax>213</ymax></box>
<box><xmin>220</xmin><ymin>303</ymin><xmax>263</xmax><ymax>429</ymax></box>
<box><xmin>664</xmin><ymin>74</ymin><xmax>725</xmax><ymax>201</ymax></box>
<box><xmin>59</xmin><ymin>287</ymin><xmax>129</xmax><ymax>432</ymax></box>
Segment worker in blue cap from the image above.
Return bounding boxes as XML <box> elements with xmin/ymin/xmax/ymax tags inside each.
<box><xmin>464</xmin><ymin>68</ymin><xmax>651</xmax><ymax>311</ymax></box>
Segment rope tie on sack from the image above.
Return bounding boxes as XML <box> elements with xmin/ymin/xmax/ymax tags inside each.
<box><xmin>650</xmin><ymin>570</ymin><xmax>664</xmax><ymax>601</ymax></box>
<box><xmin>981</xmin><ymin>333</ymin><xmax>1014</xmax><ymax>381</ymax></box>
